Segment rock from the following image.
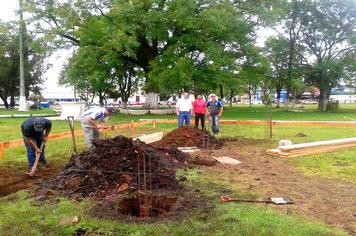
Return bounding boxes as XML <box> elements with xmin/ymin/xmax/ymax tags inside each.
<box><xmin>59</xmin><ymin>216</ymin><xmax>79</xmax><ymax>226</ymax></box>
<box><xmin>296</xmin><ymin>132</ymin><xmax>307</xmax><ymax>137</ymax></box>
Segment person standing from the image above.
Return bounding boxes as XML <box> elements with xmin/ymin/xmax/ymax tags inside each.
<box><xmin>206</xmin><ymin>94</ymin><xmax>223</xmax><ymax>135</ymax></box>
<box><xmin>21</xmin><ymin>117</ymin><xmax>52</xmax><ymax>168</ymax></box>
<box><xmin>81</xmin><ymin>107</ymin><xmax>116</xmax><ymax>148</ymax></box>
<box><xmin>176</xmin><ymin>92</ymin><xmax>193</xmax><ymax>126</ymax></box>
<box><xmin>193</xmin><ymin>95</ymin><xmax>206</xmax><ymax>129</ymax></box>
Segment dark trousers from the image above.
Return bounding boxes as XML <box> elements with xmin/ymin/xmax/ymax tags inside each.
<box><xmin>195</xmin><ymin>113</ymin><xmax>205</xmax><ymax>129</ymax></box>
<box><xmin>23</xmin><ymin>134</ymin><xmax>46</xmax><ymax>167</ymax></box>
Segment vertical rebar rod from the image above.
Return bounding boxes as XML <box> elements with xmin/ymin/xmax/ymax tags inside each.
<box><xmin>148</xmin><ymin>154</ymin><xmax>152</xmax><ymax>215</ymax></box>
<box><xmin>137</xmin><ymin>153</ymin><xmax>141</xmax><ymax>212</ymax></box>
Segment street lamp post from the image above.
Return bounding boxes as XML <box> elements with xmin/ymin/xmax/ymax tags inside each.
<box><xmin>18</xmin><ymin>0</ymin><xmax>28</xmax><ymax>111</ymax></box>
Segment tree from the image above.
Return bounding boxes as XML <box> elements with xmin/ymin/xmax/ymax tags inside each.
<box><xmin>238</xmin><ymin>46</ymin><xmax>271</xmax><ymax>107</ymax></box>
<box><xmin>0</xmin><ymin>22</ymin><xmax>45</xmax><ymax>109</ymax></box>
<box><xmin>299</xmin><ymin>0</ymin><xmax>356</xmax><ymax>111</ymax></box>
<box><xmin>264</xmin><ymin>37</ymin><xmax>290</xmax><ymax>108</ymax></box>
<box><xmin>60</xmin><ymin>47</ymin><xmax>117</xmax><ymax>106</ymax></box>
<box><xmin>27</xmin><ymin>0</ymin><xmax>282</xmax><ymax>108</ymax></box>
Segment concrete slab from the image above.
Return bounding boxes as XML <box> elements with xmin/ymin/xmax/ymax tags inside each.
<box><xmin>213</xmin><ymin>156</ymin><xmax>242</xmax><ymax>165</ymax></box>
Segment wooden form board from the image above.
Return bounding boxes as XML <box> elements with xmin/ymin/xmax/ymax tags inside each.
<box><xmin>133</xmin><ymin>132</ymin><xmax>163</xmax><ymax>144</ymax></box>
<box><xmin>139</xmin><ymin>119</ymin><xmax>356</xmax><ymax>127</ymax></box>
<box><xmin>0</xmin><ymin>120</ymin><xmax>153</xmax><ymax>159</ymax></box>
<box><xmin>267</xmin><ymin>137</ymin><xmax>356</xmax><ymax>158</ymax></box>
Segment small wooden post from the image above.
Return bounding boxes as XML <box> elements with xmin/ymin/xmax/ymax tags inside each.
<box><xmin>152</xmin><ymin>120</ymin><xmax>156</xmax><ymax>128</ymax></box>
<box><xmin>130</xmin><ymin>120</ymin><xmax>134</xmax><ymax>137</ymax></box>
<box><xmin>0</xmin><ymin>145</ymin><xmax>4</xmax><ymax>160</ymax></box>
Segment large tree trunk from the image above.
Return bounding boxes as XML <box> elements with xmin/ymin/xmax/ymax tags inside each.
<box><xmin>121</xmin><ymin>93</ymin><xmax>129</xmax><ymax>109</ymax></box>
<box><xmin>122</xmin><ymin>101</ymin><xmax>128</xmax><ymax>109</ymax></box>
<box><xmin>10</xmin><ymin>92</ymin><xmax>16</xmax><ymax>108</ymax></box>
<box><xmin>219</xmin><ymin>84</ymin><xmax>224</xmax><ymax>100</ymax></box>
<box><xmin>144</xmin><ymin>92</ymin><xmax>159</xmax><ymax>108</ymax></box>
<box><xmin>284</xmin><ymin>88</ymin><xmax>290</xmax><ymax>110</ymax></box>
<box><xmin>0</xmin><ymin>95</ymin><xmax>9</xmax><ymax>109</ymax></box>
<box><xmin>229</xmin><ymin>89</ymin><xmax>234</xmax><ymax>107</ymax></box>
<box><xmin>275</xmin><ymin>88</ymin><xmax>282</xmax><ymax>108</ymax></box>
<box><xmin>98</xmin><ymin>93</ymin><xmax>105</xmax><ymax>107</ymax></box>
<box><xmin>248</xmin><ymin>85</ymin><xmax>252</xmax><ymax>108</ymax></box>
<box><xmin>318</xmin><ymin>88</ymin><xmax>330</xmax><ymax>112</ymax></box>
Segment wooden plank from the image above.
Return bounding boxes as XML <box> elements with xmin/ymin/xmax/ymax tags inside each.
<box><xmin>278</xmin><ymin>143</ymin><xmax>356</xmax><ymax>158</ymax></box>
<box><xmin>133</xmin><ymin>132</ymin><xmax>163</xmax><ymax>144</ymax></box>
<box><xmin>177</xmin><ymin>146</ymin><xmax>199</xmax><ymax>150</ymax></box>
<box><xmin>213</xmin><ymin>156</ymin><xmax>242</xmax><ymax>165</ymax></box>
<box><xmin>279</xmin><ymin>137</ymin><xmax>356</xmax><ymax>151</ymax></box>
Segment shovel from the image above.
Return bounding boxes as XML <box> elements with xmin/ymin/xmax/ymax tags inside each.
<box><xmin>67</xmin><ymin>116</ymin><xmax>77</xmax><ymax>155</ymax></box>
<box><xmin>26</xmin><ymin>142</ymin><xmax>45</xmax><ymax>177</ymax></box>
<box><xmin>220</xmin><ymin>196</ymin><xmax>294</xmax><ymax>205</ymax></box>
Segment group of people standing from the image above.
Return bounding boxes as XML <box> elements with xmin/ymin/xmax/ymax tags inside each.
<box><xmin>176</xmin><ymin>93</ymin><xmax>223</xmax><ymax>135</ymax></box>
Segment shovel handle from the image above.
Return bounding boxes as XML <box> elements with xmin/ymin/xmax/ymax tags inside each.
<box><xmin>27</xmin><ymin>142</ymin><xmax>45</xmax><ymax>177</ymax></box>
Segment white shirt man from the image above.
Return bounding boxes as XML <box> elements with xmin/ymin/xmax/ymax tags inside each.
<box><xmin>81</xmin><ymin>107</ymin><xmax>116</xmax><ymax>148</ymax></box>
<box><xmin>176</xmin><ymin>93</ymin><xmax>193</xmax><ymax>126</ymax></box>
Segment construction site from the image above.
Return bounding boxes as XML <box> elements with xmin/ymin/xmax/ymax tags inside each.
<box><xmin>0</xmin><ymin>115</ymin><xmax>356</xmax><ymax>235</ymax></box>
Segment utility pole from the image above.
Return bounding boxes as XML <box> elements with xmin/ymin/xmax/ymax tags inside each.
<box><xmin>18</xmin><ymin>0</ymin><xmax>28</xmax><ymax>111</ymax></box>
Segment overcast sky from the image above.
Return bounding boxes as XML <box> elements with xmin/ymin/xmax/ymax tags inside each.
<box><xmin>0</xmin><ymin>0</ymin><xmax>275</xmax><ymax>97</ymax></box>
<box><xmin>0</xmin><ymin>0</ymin><xmax>74</xmax><ymax>96</ymax></box>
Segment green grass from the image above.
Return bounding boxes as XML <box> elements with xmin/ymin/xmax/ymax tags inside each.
<box><xmin>0</xmin><ymin>118</ymin><xmax>353</xmax><ymax>235</ymax></box>
<box><xmin>0</xmin><ymin>104</ymin><xmax>355</xmax><ymax>141</ymax></box>
<box><xmin>291</xmin><ymin>149</ymin><xmax>356</xmax><ymax>182</ymax></box>
<box><xmin>0</xmin><ymin>168</ymin><xmax>347</xmax><ymax>236</ymax></box>
<box><xmin>0</xmin><ymin>108</ymin><xmax>57</xmax><ymax>115</ymax></box>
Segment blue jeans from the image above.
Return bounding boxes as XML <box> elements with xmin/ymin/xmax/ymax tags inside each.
<box><xmin>178</xmin><ymin>111</ymin><xmax>191</xmax><ymax>126</ymax></box>
<box><xmin>23</xmin><ymin>134</ymin><xmax>46</xmax><ymax>168</ymax></box>
<box><xmin>210</xmin><ymin>115</ymin><xmax>219</xmax><ymax>134</ymax></box>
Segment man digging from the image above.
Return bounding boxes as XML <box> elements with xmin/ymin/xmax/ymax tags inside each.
<box><xmin>81</xmin><ymin>107</ymin><xmax>116</xmax><ymax>148</ymax></box>
<box><xmin>21</xmin><ymin>117</ymin><xmax>52</xmax><ymax>172</ymax></box>
<box><xmin>206</xmin><ymin>94</ymin><xmax>223</xmax><ymax>136</ymax></box>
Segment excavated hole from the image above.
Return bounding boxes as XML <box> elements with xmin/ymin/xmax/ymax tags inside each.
<box><xmin>119</xmin><ymin>195</ymin><xmax>178</xmax><ymax>217</ymax></box>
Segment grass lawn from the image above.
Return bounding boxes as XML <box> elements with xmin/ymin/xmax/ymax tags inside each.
<box><xmin>0</xmin><ymin>108</ymin><xmax>57</xmax><ymax>115</ymax></box>
<box><xmin>0</xmin><ymin>104</ymin><xmax>355</xmax><ymax>141</ymax></box>
<box><xmin>0</xmin><ymin>168</ymin><xmax>348</xmax><ymax>236</ymax></box>
<box><xmin>0</xmin><ymin>104</ymin><xmax>355</xmax><ymax>235</ymax></box>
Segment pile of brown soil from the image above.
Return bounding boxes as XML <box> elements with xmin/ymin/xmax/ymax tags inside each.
<box><xmin>40</xmin><ymin>136</ymin><xmax>187</xmax><ymax>199</ymax></box>
<box><xmin>151</xmin><ymin>126</ymin><xmax>223</xmax><ymax>148</ymax></box>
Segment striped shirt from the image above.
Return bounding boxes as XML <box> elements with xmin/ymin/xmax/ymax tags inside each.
<box><xmin>82</xmin><ymin>107</ymin><xmax>106</xmax><ymax>122</ymax></box>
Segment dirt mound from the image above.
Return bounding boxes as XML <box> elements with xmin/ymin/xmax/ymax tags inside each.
<box><xmin>151</xmin><ymin>126</ymin><xmax>223</xmax><ymax>148</ymax></box>
<box><xmin>40</xmin><ymin>136</ymin><xmax>187</xmax><ymax>200</ymax></box>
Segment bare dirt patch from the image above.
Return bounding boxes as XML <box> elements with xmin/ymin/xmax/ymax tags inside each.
<box><xmin>0</xmin><ymin>165</ymin><xmax>61</xmax><ymax>197</ymax></box>
<box><xmin>205</xmin><ymin>141</ymin><xmax>356</xmax><ymax>234</ymax></box>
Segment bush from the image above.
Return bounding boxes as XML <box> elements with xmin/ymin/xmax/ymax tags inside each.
<box><xmin>326</xmin><ymin>100</ymin><xmax>339</xmax><ymax>111</ymax></box>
